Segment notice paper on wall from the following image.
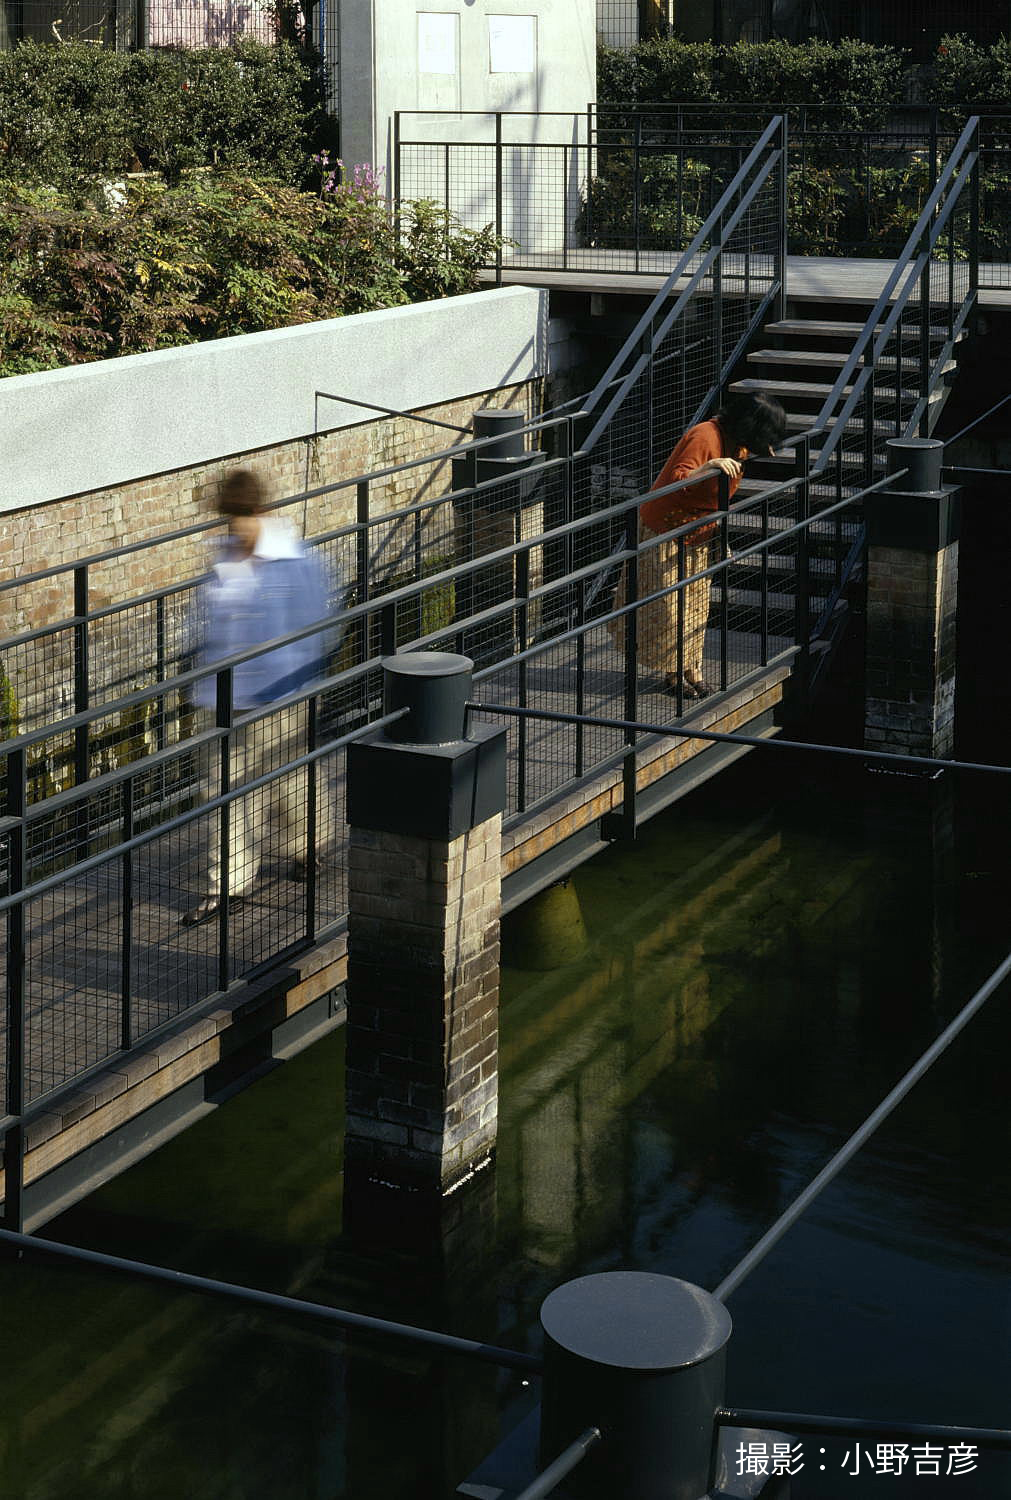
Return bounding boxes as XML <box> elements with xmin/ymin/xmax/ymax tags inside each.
<box><xmin>417</xmin><ymin>11</ymin><xmax>458</xmax><ymax>74</ymax></box>
<box><xmin>488</xmin><ymin>14</ymin><xmax>536</xmax><ymax>73</ymax></box>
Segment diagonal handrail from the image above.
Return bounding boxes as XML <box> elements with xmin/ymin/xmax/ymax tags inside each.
<box><xmin>580</xmin><ymin>116</ymin><xmax>787</xmax><ymax>454</ymax></box>
<box><xmin>803</xmin><ymin>116</ymin><xmax>980</xmax><ymax>473</ymax></box>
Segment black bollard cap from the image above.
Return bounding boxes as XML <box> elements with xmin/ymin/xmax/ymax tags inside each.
<box><xmin>886</xmin><ymin>437</ymin><xmax>944</xmax><ymax>494</ymax></box>
<box><xmin>541</xmin><ymin>1270</ymin><xmax>732</xmax><ymax>1371</ymax></box>
<box><xmin>383</xmin><ymin>651</ymin><xmax>473</xmax><ymax>745</ymax></box>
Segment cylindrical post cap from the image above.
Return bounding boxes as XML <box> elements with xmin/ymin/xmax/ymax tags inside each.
<box><xmin>474</xmin><ymin>406</ymin><xmax>526</xmax><ymax>460</ymax></box>
<box><xmin>541</xmin><ymin>1272</ymin><xmax>731</xmax><ymax>1371</ymax></box>
<box><xmin>886</xmin><ymin>437</ymin><xmax>944</xmax><ymax>494</ymax></box>
<box><xmin>539</xmin><ymin>1273</ymin><xmax>732</xmax><ymax>1500</ymax></box>
<box><xmin>382</xmin><ymin>651</ymin><xmax>473</xmax><ymax>745</ymax></box>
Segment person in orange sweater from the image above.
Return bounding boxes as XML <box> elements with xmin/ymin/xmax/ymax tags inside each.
<box><xmin>614</xmin><ymin>390</ymin><xmax>787</xmax><ymax>700</ymax></box>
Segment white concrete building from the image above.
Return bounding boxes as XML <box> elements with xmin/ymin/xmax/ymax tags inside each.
<box><xmin>338</xmin><ymin>0</ymin><xmax>597</xmax><ymax>252</ymax></box>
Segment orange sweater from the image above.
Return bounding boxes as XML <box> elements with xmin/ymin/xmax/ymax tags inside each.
<box><xmin>639</xmin><ymin>419</ymin><xmax>745</xmax><ymax>537</ymax></box>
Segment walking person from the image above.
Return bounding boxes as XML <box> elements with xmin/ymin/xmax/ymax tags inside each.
<box><xmin>181</xmin><ymin>469</ymin><xmax>336</xmax><ymax>926</ymax></box>
<box><xmin>610</xmin><ymin>391</ymin><xmax>787</xmax><ymax>699</ymax></box>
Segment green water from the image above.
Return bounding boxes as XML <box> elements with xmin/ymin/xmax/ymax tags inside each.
<box><xmin>1</xmin><ymin>750</ymin><xmax>1009</xmax><ymax>1500</ymax></box>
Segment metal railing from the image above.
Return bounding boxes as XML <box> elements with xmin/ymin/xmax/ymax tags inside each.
<box><xmin>394</xmin><ymin>109</ymin><xmax>785</xmax><ymax>279</ymax></box>
<box><xmin>799</xmin><ymin>115</ymin><xmax>979</xmax><ymax>554</ymax></box>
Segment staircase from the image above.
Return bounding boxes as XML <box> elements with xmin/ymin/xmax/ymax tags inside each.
<box><xmin>708</xmin><ymin>302</ymin><xmax>965</xmax><ymax>659</ymax></box>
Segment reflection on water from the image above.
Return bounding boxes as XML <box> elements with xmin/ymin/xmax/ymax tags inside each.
<box><xmin>1</xmin><ymin>751</ymin><xmax>1009</xmax><ymax>1499</ymax></box>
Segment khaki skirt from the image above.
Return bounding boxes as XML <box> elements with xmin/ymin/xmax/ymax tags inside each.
<box><xmin>608</xmin><ymin>523</ymin><xmax>713</xmax><ymax>679</ymax></box>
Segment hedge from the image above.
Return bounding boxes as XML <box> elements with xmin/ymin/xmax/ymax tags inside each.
<box><xmin>0</xmin><ymin>40</ymin><xmax>323</xmax><ymax>190</ymax></box>
<box><xmin>598</xmin><ymin>35</ymin><xmax>1008</xmax><ymax>122</ymax></box>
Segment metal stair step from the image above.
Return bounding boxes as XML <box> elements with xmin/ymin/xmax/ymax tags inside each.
<box><xmin>763</xmin><ymin>319</ymin><xmax>965</xmax><ymax>341</ymax></box>
<box><xmin>731</xmin><ymin>376</ymin><xmax>923</xmax><ymax>404</ymax></box>
<box><xmin>747</xmin><ymin>348</ymin><xmax>957</xmax><ymax>374</ymax></box>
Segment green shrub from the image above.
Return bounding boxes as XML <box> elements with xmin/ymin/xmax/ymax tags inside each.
<box><xmin>922</xmin><ymin>34</ymin><xmax>1011</xmax><ymax>116</ymax></box>
<box><xmin>0</xmin><ymin>172</ymin><xmax>503</xmax><ymax>377</ymax></box>
<box><xmin>597</xmin><ymin>37</ymin><xmax>905</xmax><ymax>127</ymax></box>
<box><xmin>717</xmin><ymin>39</ymin><xmax>904</xmax><ymax>122</ymax></box>
<box><xmin>0</xmin><ymin>40</ymin><xmax>321</xmax><ymax>190</ymax></box>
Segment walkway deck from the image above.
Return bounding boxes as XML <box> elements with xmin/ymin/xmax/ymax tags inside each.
<box><xmin>3</xmin><ymin>628</ymin><xmax>794</xmax><ymax>1227</ymax></box>
<box><xmin>480</xmin><ymin>253</ymin><xmax>1011</xmax><ymax>306</ymax></box>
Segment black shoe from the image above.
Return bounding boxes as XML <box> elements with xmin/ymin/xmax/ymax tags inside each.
<box><xmin>180</xmin><ymin>894</ymin><xmax>245</xmax><ymax>926</ymax></box>
<box><xmin>664</xmin><ymin>674</ymin><xmax>700</xmax><ymax>700</ymax></box>
<box><xmin>687</xmin><ymin>677</ymin><xmax>714</xmax><ymax>699</ymax></box>
<box><xmin>288</xmin><ymin>856</ymin><xmax>323</xmax><ymax>883</ymax></box>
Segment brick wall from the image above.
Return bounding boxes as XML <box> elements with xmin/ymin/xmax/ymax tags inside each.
<box><xmin>345</xmin><ymin>815</ymin><xmax>502</xmax><ymax>1191</ymax></box>
<box><xmin>865</xmin><ymin>541</ymin><xmax>959</xmax><ymax>759</ymax></box>
<box><xmin>0</xmin><ymin>378</ymin><xmax>542</xmax><ymax>758</ymax></box>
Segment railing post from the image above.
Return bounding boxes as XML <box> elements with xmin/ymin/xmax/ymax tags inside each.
<box><xmin>793</xmin><ymin>435</ymin><xmax>812</xmax><ymax>658</ymax></box>
<box><xmin>516</xmin><ymin>548</ymin><xmax>530</xmax><ymax>813</ymax></box>
<box><xmin>356</xmin><ymin>479</ymin><xmax>371</xmax><ymax>663</ymax></box>
<box><xmin>718</xmin><ymin>474</ymin><xmax>730</xmax><ymax>691</ymax></box>
<box><xmin>775</xmin><ymin>114</ymin><xmax>788</xmax><ymax>321</ymax></box>
<box><xmin>969</xmin><ymin>122</ymin><xmax>981</xmax><ymax>306</ymax></box>
<box><xmin>120</xmin><ymin>773</ymin><xmax>134</xmax><ymax>1050</ymax></box>
<box><xmin>495</xmin><ymin>112</ymin><xmax>504</xmax><ymax>287</ymax></box>
<box><xmin>918</xmin><ymin>222</ymin><xmax>933</xmax><ymax>438</ymax></box>
<box><xmin>73</xmin><ymin>564</ymin><xmax>90</xmax><ymax>793</ymax></box>
<box><xmin>215</xmin><ymin>666</ymin><xmax>233</xmax><ymax>994</ymax></box>
<box><xmin>306</xmin><ymin>695</ymin><xmax>319</xmax><ymax>945</ymax></box>
<box><xmin>712</xmin><ymin>212</ymin><xmax>724</xmax><ymax>400</ymax></box>
<box><xmin>632</xmin><ymin>111</ymin><xmax>642</xmax><ymax>273</ymax></box>
<box><xmin>4</xmin><ymin>746</ymin><xmax>27</xmax><ymax>1232</ymax></box>
<box><xmin>393</xmin><ymin>109</ymin><xmax>401</xmax><ymax>234</ymax></box>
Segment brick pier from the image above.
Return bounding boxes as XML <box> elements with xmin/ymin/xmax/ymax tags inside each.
<box><xmin>343</xmin><ymin>652</ymin><xmax>507</xmax><ymax>1194</ymax></box>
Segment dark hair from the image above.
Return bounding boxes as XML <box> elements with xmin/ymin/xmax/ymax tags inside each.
<box><xmin>717</xmin><ymin>391</ymin><xmax>787</xmax><ymax>454</ymax></box>
<box><xmin>217</xmin><ymin>469</ymin><xmax>266</xmax><ymax>518</ymax></box>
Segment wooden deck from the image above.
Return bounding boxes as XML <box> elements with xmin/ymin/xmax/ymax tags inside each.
<box><xmin>480</xmin><ymin>252</ymin><xmax>1011</xmax><ymax>307</ymax></box>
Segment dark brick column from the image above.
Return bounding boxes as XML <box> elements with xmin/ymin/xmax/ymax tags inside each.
<box><xmin>344</xmin><ymin>653</ymin><xmax>507</xmax><ymax>1194</ymax></box>
<box><xmin>865</xmin><ymin>439</ymin><xmax>961</xmax><ymax>761</ymax></box>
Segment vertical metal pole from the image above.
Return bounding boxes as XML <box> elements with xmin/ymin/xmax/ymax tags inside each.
<box><xmin>356</xmin><ymin>480</ymin><xmax>370</xmax><ymax>662</ymax></box>
<box><xmin>969</xmin><ymin>125</ymin><xmax>981</xmax><ymax>306</ymax></box>
<box><xmin>863</xmin><ymin>347</ymin><xmax>876</xmax><ymax>486</ymax></box>
<box><xmin>445</xmin><ymin>141</ymin><xmax>451</xmax><ymax>218</ymax></box>
<box><xmin>633</xmin><ymin>112</ymin><xmax>642</xmax><ymax>273</ymax></box>
<box><xmin>120</xmin><ymin>774</ymin><xmax>134</xmax><ymax>1051</ymax></box>
<box><xmin>794</xmin><ymin>436</ymin><xmax>811</xmax><ymax>655</ymax></box>
<box><xmin>155</xmin><ymin>593</ymin><xmax>167</xmax><ymax>752</ymax></box>
<box><xmin>712</xmin><ymin>214</ymin><xmax>724</xmax><ymax>398</ymax></box>
<box><xmin>516</xmin><ymin>548</ymin><xmax>530</xmax><ymax>813</ymax></box>
<box><xmin>495</xmin><ymin>112</ymin><xmax>504</xmax><ymax>286</ymax></box>
<box><xmin>306</xmin><ymin>697</ymin><xmax>318</xmax><ymax>945</ymax></box>
<box><xmin>760</xmin><ymin>491</ymin><xmax>769</xmax><ymax>664</ymax></box>
<box><xmin>135</xmin><ymin>0</ymin><xmax>148</xmax><ymax>49</ymax></box>
<box><xmin>776</xmin><ymin>115</ymin><xmax>788</xmax><ymax>321</ymax></box>
<box><xmin>718</xmin><ymin>476</ymin><xmax>729</xmax><ymax>692</ymax></box>
<box><xmin>563</xmin><ymin>143</ymin><xmax>570</xmax><ymax>270</ymax></box>
<box><xmin>215</xmin><ymin>668</ymin><xmax>233</xmax><ymax>994</ymax></box>
<box><xmin>393</xmin><ymin>111</ymin><xmax>402</xmax><ymax>236</ymax></box>
<box><xmin>586</xmin><ymin>102</ymin><xmax>595</xmax><ymax>244</ymax></box>
<box><xmin>918</xmin><ymin>224</ymin><xmax>932</xmax><ymax>439</ymax></box>
<box><xmin>4</xmin><ymin>746</ymin><xmax>27</xmax><ymax>1232</ymax></box>
<box><xmin>675</xmin><ymin>534</ymin><xmax>686</xmax><ymax>717</ymax></box>
<box><xmin>73</xmin><ymin>565</ymin><xmax>90</xmax><ymax>790</ymax></box>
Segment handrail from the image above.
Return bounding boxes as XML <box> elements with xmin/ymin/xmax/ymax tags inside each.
<box><xmin>580</xmin><ymin>128</ymin><xmax>785</xmax><ymax>454</ymax></box>
<box><xmin>805</xmin><ymin>116</ymin><xmax>979</xmax><ymax>473</ymax></box>
<box><xmin>581</xmin><ymin>114</ymin><xmax>784</xmax><ymax>424</ymax></box>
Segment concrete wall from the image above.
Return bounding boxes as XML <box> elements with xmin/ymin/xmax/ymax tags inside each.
<box><xmin>339</xmin><ymin>0</ymin><xmax>596</xmax><ymax>252</ymax></box>
<box><xmin>0</xmin><ymin>286</ymin><xmax>548</xmax><ymax>514</ymax></box>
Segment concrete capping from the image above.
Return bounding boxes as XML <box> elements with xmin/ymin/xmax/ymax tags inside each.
<box><xmin>0</xmin><ymin>286</ymin><xmax>549</xmax><ymax>512</ymax></box>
